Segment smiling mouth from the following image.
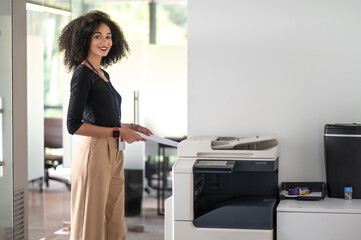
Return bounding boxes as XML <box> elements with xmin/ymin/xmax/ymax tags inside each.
<box><xmin>99</xmin><ymin>47</ymin><xmax>108</xmax><ymax>51</ymax></box>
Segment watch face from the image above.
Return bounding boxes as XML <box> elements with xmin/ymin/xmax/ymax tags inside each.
<box><xmin>113</xmin><ymin>130</ymin><xmax>120</xmax><ymax>138</ymax></box>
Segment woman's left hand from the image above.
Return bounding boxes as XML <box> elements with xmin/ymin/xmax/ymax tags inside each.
<box><xmin>134</xmin><ymin>124</ymin><xmax>153</xmax><ymax>136</ymax></box>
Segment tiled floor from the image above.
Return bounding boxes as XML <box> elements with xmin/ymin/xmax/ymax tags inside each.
<box><xmin>28</xmin><ymin>170</ymin><xmax>165</xmax><ymax>240</ymax></box>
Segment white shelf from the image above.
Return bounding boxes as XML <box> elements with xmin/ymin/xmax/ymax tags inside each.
<box><xmin>278</xmin><ymin>197</ymin><xmax>361</xmax><ymax>214</ymax></box>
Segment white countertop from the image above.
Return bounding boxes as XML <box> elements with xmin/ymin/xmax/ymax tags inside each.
<box><xmin>277</xmin><ymin>197</ymin><xmax>361</xmax><ymax>214</ymax></box>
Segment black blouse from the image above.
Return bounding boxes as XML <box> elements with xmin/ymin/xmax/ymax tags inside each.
<box><xmin>67</xmin><ymin>64</ymin><xmax>122</xmax><ymax>135</ymax></box>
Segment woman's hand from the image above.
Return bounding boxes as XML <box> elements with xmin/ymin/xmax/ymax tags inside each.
<box><xmin>119</xmin><ymin>127</ymin><xmax>145</xmax><ymax>143</ymax></box>
<box><xmin>133</xmin><ymin>124</ymin><xmax>153</xmax><ymax>136</ymax></box>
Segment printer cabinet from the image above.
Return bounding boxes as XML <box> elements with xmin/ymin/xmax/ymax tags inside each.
<box><xmin>277</xmin><ymin>198</ymin><xmax>361</xmax><ymax>240</ymax></box>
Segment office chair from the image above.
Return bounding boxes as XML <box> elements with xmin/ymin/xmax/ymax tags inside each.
<box><xmin>44</xmin><ymin>117</ymin><xmax>71</xmax><ymax>190</ymax></box>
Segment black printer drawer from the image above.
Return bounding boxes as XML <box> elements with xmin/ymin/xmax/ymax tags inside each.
<box><xmin>193</xmin><ymin>196</ymin><xmax>278</xmax><ymax>230</ymax></box>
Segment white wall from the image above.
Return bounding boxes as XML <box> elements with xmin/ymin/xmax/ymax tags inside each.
<box><xmin>188</xmin><ymin>0</ymin><xmax>361</xmax><ymax>182</ymax></box>
<box><xmin>144</xmin><ymin>44</ymin><xmax>187</xmax><ymax>137</ymax></box>
<box><xmin>27</xmin><ymin>36</ymin><xmax>44</xmax><ymax>181</ymax></box>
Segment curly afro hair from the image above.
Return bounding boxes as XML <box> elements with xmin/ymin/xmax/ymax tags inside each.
<box><xmin>59</xmin><ymin>10</ymin><xmax>130</xmax><ymax>72</ymax></box>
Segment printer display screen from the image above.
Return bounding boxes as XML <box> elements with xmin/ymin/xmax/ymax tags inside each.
<box><xmin>197</xmin><ymin>160</ymin><xmax>228</xmax><ymax>166</ymax></box>
<box><xmin>194</xmin><ymin>160</ymin><xmax>236</xmax><ymax>171</ymax></box>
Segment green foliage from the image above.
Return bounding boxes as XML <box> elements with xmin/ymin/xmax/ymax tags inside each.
<box><xmin>161</xmin><ymin>4</ymin><xmax>187</xmax><ymax>28</ymax></box>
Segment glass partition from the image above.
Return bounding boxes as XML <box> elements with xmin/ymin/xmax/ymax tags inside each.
<box><xmin>0</xmin><ymin>0</ymin><xmax>14</xmax><ymax>238</ymax></box>
<box><xmin>27</xmin><ymin>9</ymin><xmax>70</xmax><ymax>117</ymax></box>
<box><xmin>27</xmin><ymin>3</ymin><xmax>71</xmax><ymax>239</ymax></box>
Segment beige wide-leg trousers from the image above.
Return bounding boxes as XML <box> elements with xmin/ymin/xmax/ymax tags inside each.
<box><xmin>70</xmin><ymin>136</ymin><xmax>126</xmax><ymax>240</ymax></box>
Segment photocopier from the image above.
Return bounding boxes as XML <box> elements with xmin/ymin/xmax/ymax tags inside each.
<box><xmin>165</xmin><ymin>136</ymin><xmax>280</xmax><ymax>240</ymax></box>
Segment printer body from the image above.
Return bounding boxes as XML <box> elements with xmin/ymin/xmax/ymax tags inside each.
<box><xmin>165</xmin><ymin>136</ymin><xmax>280</xmax><ymax>240</ymax></box>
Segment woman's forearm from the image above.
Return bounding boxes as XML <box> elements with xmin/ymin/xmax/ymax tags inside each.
<box><xmin>74</xmin><ymin>122</ymin><xmax>113</xmax><ymax>137</ymax></box>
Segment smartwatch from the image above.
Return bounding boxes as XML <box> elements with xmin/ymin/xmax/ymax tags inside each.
<box><xmin>113</xmin><ymin>127</ymin><xmax>120</xmax><ymax>139</ymax></box>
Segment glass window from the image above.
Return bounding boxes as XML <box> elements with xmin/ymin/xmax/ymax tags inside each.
<box><xmin>29</xmin><ymin>0</ymin><xmax>71</xmax><ymax>11</ymax></box>
<box><xmin>156</xmin><ymin>2</ymin><xmax>187</xmax><ymax>45</ymax></box>
<box><xmin>27</xmin><ymin>9</ymin><xmax>70</xmax><ymax>117</ymax></box>
<box><xmin>83</xmin><ymin>2</ymin><xmax>150</xmax><ymax>42</ymax></box>
<box><xmin>82</xmin><ymin>1</ymin><xmax>187</xmax><ymax>45</ymax></box>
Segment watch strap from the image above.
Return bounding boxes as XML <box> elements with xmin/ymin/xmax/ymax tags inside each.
<box><xmin>113</xmin><ymin>127</ymin><xmax>120</xmax><ymax>139</ymax></box>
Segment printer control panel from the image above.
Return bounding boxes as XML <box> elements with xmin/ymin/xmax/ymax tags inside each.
<box><xmin>194</xmin><ymin>160</ymin><xmax>235</xmax><ymax>170</ymax></box>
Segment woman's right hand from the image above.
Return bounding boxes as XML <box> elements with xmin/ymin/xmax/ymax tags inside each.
<box><xmin>119</xmin><ymin>127</ymin><xmax>145</xmax><ymax>143</ymax></box>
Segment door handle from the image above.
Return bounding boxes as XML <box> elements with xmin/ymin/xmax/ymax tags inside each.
<box><xmin>0</xmin><ymin>97</ymin><xmax>3</xmax><ymax>113</ymax></box>
<box><xmin>133</xmin><ymin>91</ymin><xmax>139</xmax><ymax>125</ymax></box>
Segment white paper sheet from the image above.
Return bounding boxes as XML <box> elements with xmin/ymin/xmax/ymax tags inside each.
<box><xmin>135</xmin><ymin>131</ymin><xmax>179</xmax><ymax>147</ymax></box>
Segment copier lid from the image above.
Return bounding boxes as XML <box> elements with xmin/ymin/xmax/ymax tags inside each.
<box><xmin>177</xmin><ymin>135</ymin><xmax>279</xmax><ymax>159</ymax></box>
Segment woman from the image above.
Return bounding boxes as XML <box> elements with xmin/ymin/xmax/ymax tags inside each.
<box><xmin>59</xmin><ymin>10</ymin><xmax>152</xmax><ymax>240</ymax></box>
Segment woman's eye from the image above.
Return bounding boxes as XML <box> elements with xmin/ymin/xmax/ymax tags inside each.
<box><xmin>94</xmin><ymin>35</ymin><xmax>101</xmax><ymax>39</ymax></box>
<box><xmin>106</xmin><ymin>36</ymin><xmax>112</xmax><ymax>39</ymax></box>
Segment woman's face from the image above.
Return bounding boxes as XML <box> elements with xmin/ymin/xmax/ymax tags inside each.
<box><xmin>88</xmin><ymin>23</ymin><xmax>112</xmax><ymax>60</ymax></box>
